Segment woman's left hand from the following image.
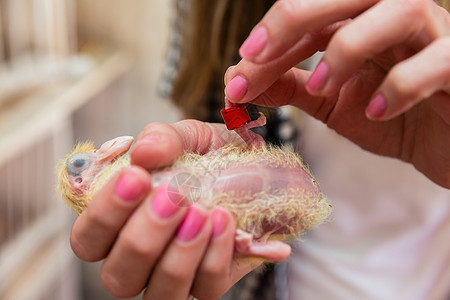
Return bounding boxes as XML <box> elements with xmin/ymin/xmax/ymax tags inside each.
<box><xmin>70</xmin><ymin>120</ymin><xmax>283</xmax><ymax>300</ymax></box>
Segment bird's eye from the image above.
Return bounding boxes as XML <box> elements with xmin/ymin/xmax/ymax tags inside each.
<box><xmin>67</xmin><ymin>153</ymin><xmax>92</xmax><ymax>176</ymax></box>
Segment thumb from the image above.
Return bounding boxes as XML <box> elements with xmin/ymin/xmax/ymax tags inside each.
<box><xmin>227</xmin><ymin>64</ymin><xmax>325</xmax><ymax>115</ymax></box>
<box><xmin>224</xmin><ymin>23</ymin><xmax>341</xmax><ymax>105</ymax></box>
<box><xmin>130</xmin><ymin>120</ymin><xmax>243</xmax><ymax>170</ymax></box>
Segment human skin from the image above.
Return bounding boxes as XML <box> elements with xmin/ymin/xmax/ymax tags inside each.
<box><xmin>225</xmin><ymin>0</ymin><xmax>450</xmax><ymax>188</ymax></box>
<box><xmin>71</xmin><ymin>1</ymin><xmax>449</xmax><ymax>299</ymax></box>
<box><xmin>70</xmin><ymin>120</ymin><xmax>290</xmax><ymax>300</ymax></box>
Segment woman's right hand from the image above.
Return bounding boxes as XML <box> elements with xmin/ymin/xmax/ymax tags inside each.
<box><xmin>225</xmin><ymin>0</ymin><xmax>450</xmax><ymax>188</ymax></box>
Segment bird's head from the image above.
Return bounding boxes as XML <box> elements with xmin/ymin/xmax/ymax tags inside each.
<box><xmin>57</xmin><ymin>136</ymin><xmax>134</xmax><ymax>214</ymax></box>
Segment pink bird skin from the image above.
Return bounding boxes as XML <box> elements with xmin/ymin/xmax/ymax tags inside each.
<box><xmin>57</xmin><ymin>115</ymin><xmax>331</xmax><ymax>260</ymax></box>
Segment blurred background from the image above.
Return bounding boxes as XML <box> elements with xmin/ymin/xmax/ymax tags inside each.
<box><xmin>0</xmin><ymin>0</ymin><xmax>181</xmax><ymax>299</ymax></box>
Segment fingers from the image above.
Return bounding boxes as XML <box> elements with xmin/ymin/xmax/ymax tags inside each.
<box><xmin>307</xmin><ymin>0</ymin><xmax>446</xmax><ymax>97</ymax></box>
<box><xmin>367</xmin><ymin>36</ymin><xmax>450</xmax><ymax>120</ymax></box>
<box><xmin>237</xmin><ymin>241</ymin><xmax>292</xmax><ymax>262</ymax></box>
<box><xmin>70</xmin><ymin>166</ymin><xmax>151</xmax><ymax>262</ymax></box>
<box><xmin>131</xmin><ymin>120</ymin><xmax>242</xmax><ymax>170</ymax></box>
<box><xmin>99</xmin><ymin>183</ymin><xmax>193</xmax><ymax>298</ymax></box>
<box><xmin>131</xmin><ymin>122</ymin><xmax>185</xmax><ymax>170</ymax></box>
<box><xmin>190</xmin><ymin>208</ymin><xmax>238</xmax><ymax>299</ymax></box>
<box><xmin>226</xmin><ymin>21</ymin><xmax>345</xmax><ymax>103</ymax></box>
<box><xmin>143</xmin><ymin>205</ymin><xmax>212</xmax><ymax>300</ymax></box>
<box><xmin>228</xmin><ymin>66</ymin><xmax>339</xmax><ymax>124</ymax></box>
<box><xmin>239</xmin><ymin>0</ymin><xmax>376</xmax><ymax>63</ymax></box>
<box><xmin>230</xmin><ymin>0</ymin><xmax>449</xmax><ymax>124</ymax></box>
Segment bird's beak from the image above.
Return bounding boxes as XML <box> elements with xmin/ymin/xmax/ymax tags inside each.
<box><xmin>97</xmin><ymin>136</ymin><xmax>134</xmax><ymax>162</ymax></box>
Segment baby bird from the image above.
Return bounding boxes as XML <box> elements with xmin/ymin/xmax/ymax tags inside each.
<box><xmin>57</xmin><ymin>136</ymin><xmax>134</xmax><ymax>215</ymax></box>
<box><xmin>57</xmin><ymin>117</ymin><xmax>331</xmax><ymax>259</ymax></box>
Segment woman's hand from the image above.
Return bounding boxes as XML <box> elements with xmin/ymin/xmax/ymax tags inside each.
<box><xmin>225</xmin><ymin>0</ymin><xmax>450</xmax><ymax>188</ymax></box>
<box><xmin>69</xmin><ymin>120</ymin><xmax>274</xmax><ymax>299</ymax></box>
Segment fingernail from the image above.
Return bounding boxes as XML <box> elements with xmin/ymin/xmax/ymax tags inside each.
<box><xmin>366</xmin><ymin>94</ymin><xmax>387</xmax><ymax>119</ymax></box>
<box><xmin>225</xmin><ymin>75</ymin><xmax>247</xmax><ymax>101</ymax></box>
<box><xmin>151</xmin><ymin>184</ymin><xmax>180</xmax><ymax>218</ymax></box>
<box><xmin>306</xmin><ymin>62</ymin><xmax>329</xmax><ymax>94</ymax></box>
<box><xmin>115</xmin><ymin>169</ymin><xmax>146</xmax><ymax>201</ymax></box>
<box><xmin>211</xmin><ymin>207</ymin><xmax>230</xmax><ymax>238</ymax></box>
<box><xmin>142</xmin><ymin>135</ymin><xmax>160</xmax><ymax>143</ymax></box>
<box><xmin>176</xmin><ymin>205</ymin><xmax>208</xmax><ymax>242</ymax></box>
<box><xmin>239</xmin><ymin>26</ymin><xmax>268</xmax><ymax>59</ymax></box>
<box><xmin>224</xmin><ymin>65</ymin><xmax>235</xmax><ymax>85</ymax></box>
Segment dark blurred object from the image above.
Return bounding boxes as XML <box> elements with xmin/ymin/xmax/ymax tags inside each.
<box><xmin>221</xmin><ymin>264</ymin><xmax>277</xmax><ymax>300</ymax></box>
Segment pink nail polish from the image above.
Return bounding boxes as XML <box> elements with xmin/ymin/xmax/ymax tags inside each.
<box><xmin>176</xmin><ymin>206</ymin><xmax>207</xmax><ymax>242</ymax></box>
<box><xmin>366</xmin><ymin>94</ymin><xmax>387</xmax><ymax>119</ymax></box>
<box><xmin>151</xmin><ymin>184</ymin><xmax>180</xmax><ymax>218</ymax></box>
<box><xmin>240</xmin><ymin>26</ymin><xmax>268</xmax><ymax>58</ymax></box>
<box><xmin>115</xmin><ymin>169</ymin><xmax>146</xmax><ymax>201</ymax></box>
<box><xmin>211</xmin><ymin>207</ymin><xmax>229</xmax><ymax>238</ymax></box>
<box><xmin>225</xmin><ymin>75</ymin><xmax>248</xmax><ymax>101</ymax></box>
<box><xmin>306</xmin><ymin>62</ymin><xmax>329</xmax><ymax>94</ymax></box>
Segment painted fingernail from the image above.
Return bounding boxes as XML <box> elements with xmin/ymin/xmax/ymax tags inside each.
<box><xmin>115</xmin><ymin>169</ymin><xmax>146</xmax><ymax>201</ymax></box>
<box><xmin>225</xmin><ymin>75</ymin><xmax>247</xmax><ymax>101</ymax></box>
<box><xmin>366</xmin><ymin>94</ymin><xmax>387</xmax><ymax>119</ymax></box>
<box><xmin>176</xmin><ymin>206</ymin><xmax>208</xmax><ymax>242</ymax></box>
<box><xmin>151</xmin><ymin>184</ymin><xmax>180</xmax><ymax>218</ymax></box>
<box><xmin>239</xmin><ymin>26</ymin><xmax>268</xmax><ymax>59</ymax></box>
<box><xmin>224</xmin><ymin>65</ymin><xmax>235</xmax><ymax>85</ymax></box>
<box><xmin>211</xmin><ymin>207</ymin><xmax>230</xmax><ymax>238</ymax></box>
<box><xmin>306</xmin><ymin>62</ymin><xmax>329</xmax><ymax>95</ymax></box>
